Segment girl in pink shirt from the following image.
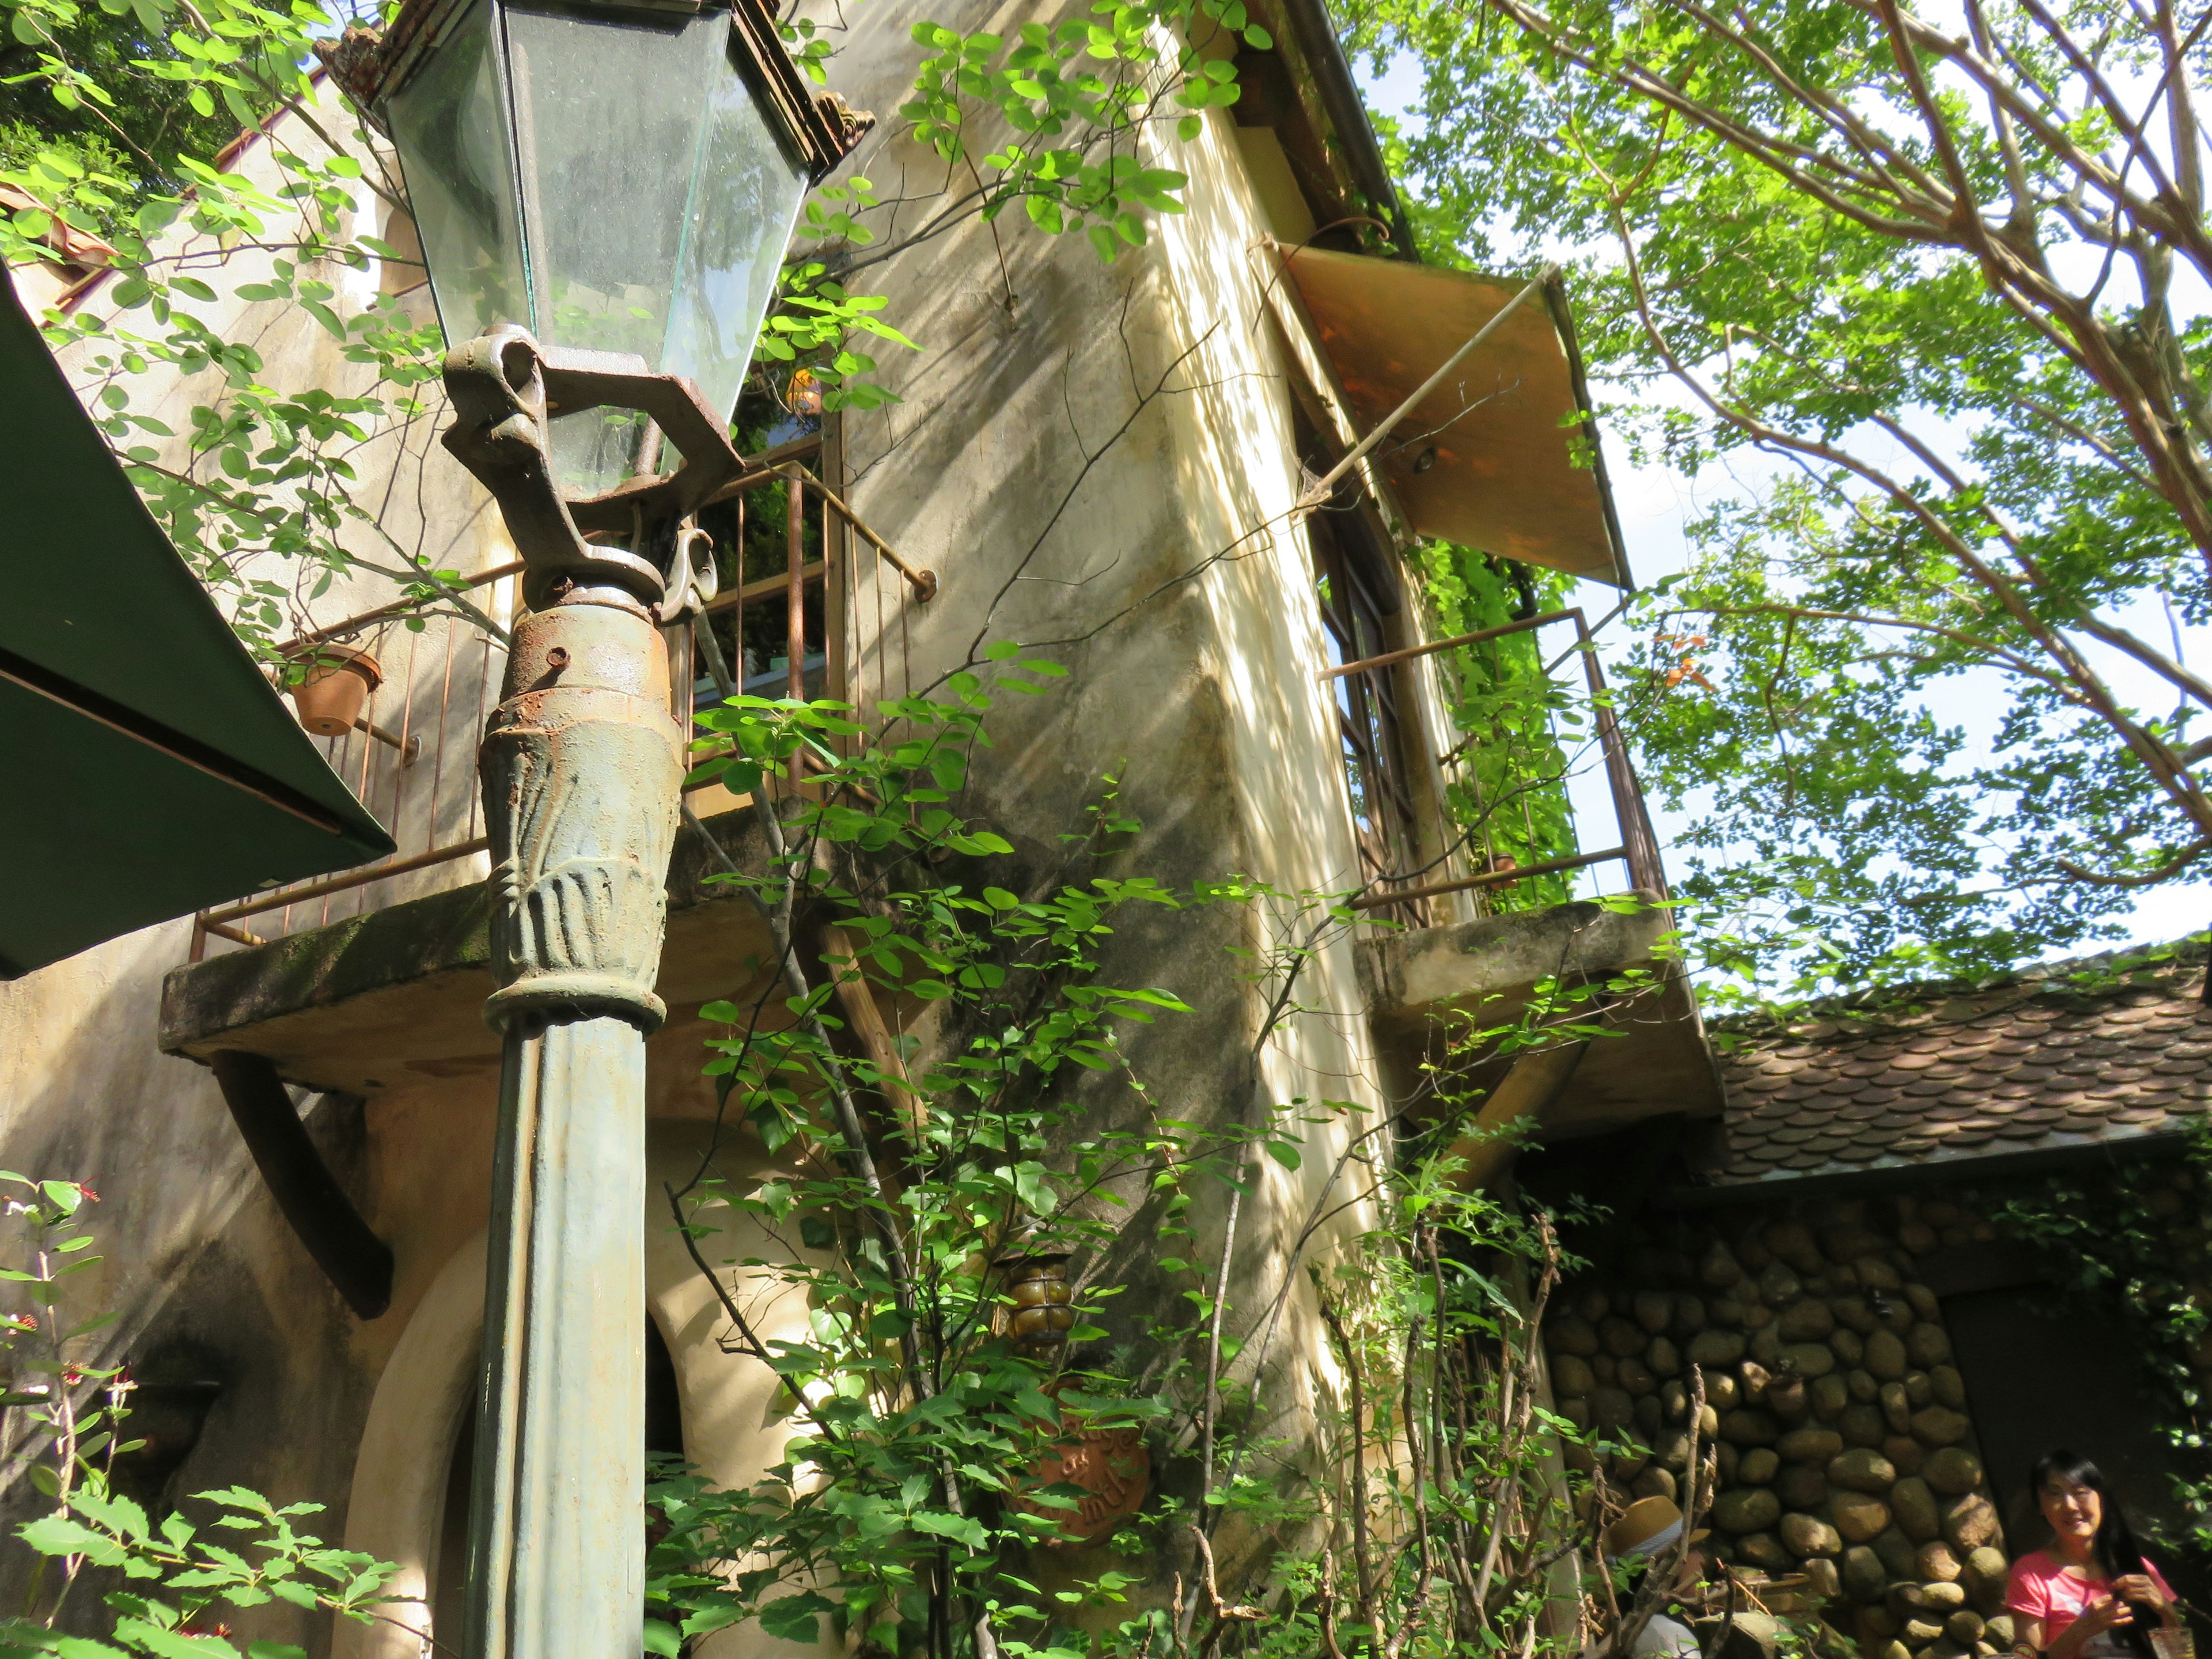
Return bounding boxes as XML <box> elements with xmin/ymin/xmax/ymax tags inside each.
<box><xmin>2007</xmin><ymin>1450</ymin><xmax>2183</xmax><ymax>1659</ymax></box>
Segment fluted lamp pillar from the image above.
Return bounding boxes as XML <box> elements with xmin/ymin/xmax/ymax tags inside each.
<box><xmin>328</xmin><ymin>6</ymin><xmax>869</xmax><ymax>1658</ymax></box>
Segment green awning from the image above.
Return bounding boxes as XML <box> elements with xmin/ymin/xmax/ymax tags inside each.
<box><xmin>0</xmin><ymin>267</ymin><xmax>393</xmax><ymax>978</ymax></box>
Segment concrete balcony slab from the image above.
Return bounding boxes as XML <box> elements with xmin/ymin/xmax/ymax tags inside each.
<box><xmin>158</xmin><ymin>805</ymin><xmax>777</xmax><ymax>1096</ymax></box>
<box><xmin>1357</xmin><ymin>897</ymin><xmax>1722</xmax><ymax>1139</ymax></box>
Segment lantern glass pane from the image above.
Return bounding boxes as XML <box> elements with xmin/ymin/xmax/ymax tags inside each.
<box><xmin>665</xmin><ymin>49</ymin><xmax>810</xmax><ymax>438</ymax></box>
<box><xmin>503</xmin><ymin>4</ymin><xmax>806</xmax><ymax>495</ymax></box>
<box><xmin>382</xmin><ymin>0</ymin><xmax>529</xmax><ymax>346</ymax></box>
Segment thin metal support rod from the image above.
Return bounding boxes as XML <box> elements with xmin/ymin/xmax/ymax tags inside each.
<box><xmin>1295</xmin><ymin>263</ymin><xmax>1559</xmax><ymax>514</ymax></box>
<box><xmin>696</xmin><ymin>561</ymin><xmax>825</xmax><ymax>618</ymax></box>
<box><xmin>1541</xmin><ymin>595</ymin><xmax>1630</xmax><ymax>675</ymax></box>
<box><xmin>1573</xmin><ymin>612</ymin><xmax>1668</xmax><ymax>897</ymax></box>
<box><xmin>1334</xmin><ymin>599</ymin><xmax>1670</xmax><ymax>903</ymax></box>
<box><xmin>354</xmin><ymin>716</ymin><xmax>422</xmax><ymax>763</ymax></box>
<box><xmin>1317</xmin><ymin>608</ymin><xmax>1577</xmax><ymax>682</ymax></box>
<box><xmin>733</xmin><ymin>463</ymin><xmax>936</xmax><ymax>601</ymax></box>
<box><xmin>787</xmin><ymin>475</ymin><xmax>806</xmax><ymax>731</ymax></box>
<box><xmin>279</xmin><ymin>560</ymin><xmax>525</xmax><ymax>654</ymax></box>
<box><xmin>1350</xmin><ymin>846</ymin><xmax>1627</xmax><ymax>911</ymax></box>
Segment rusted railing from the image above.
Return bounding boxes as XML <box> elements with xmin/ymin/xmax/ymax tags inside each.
<box><xmin>1331</xmin><ymin>607</ymin><xmax>1667</xmax><ymax>914</ymax></box>
<box><xmin>186</xmin><ymin>431</ymin><xmax>933</xmax><ymax>961</ymax></box>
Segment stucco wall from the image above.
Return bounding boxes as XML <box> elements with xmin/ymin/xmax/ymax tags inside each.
<box><xmin>815</xmin><ymin>3</ymin><xmax>1459</xmax><ymax>1540</ymax></box>
<box><xmin>0</xmin><ymin>3</ymin><xmax>1474</xmax><ymax>1640</ymax></box>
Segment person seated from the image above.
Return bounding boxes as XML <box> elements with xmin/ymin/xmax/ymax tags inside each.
<box><xmin>2006</xmin><ymin>1450</ymin><xmax>2184</xmax><ymax>1659</ymax></box>
<box><xmin>1605</xmin><ymin>1495</ymin><xmax>1714</xmax><ymax>1659</ymax></box>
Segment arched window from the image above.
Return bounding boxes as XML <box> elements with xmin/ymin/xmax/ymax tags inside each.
<box><xmin>427</xmin><ymin>1319</ymin><xmax>686</xmax><ymax>1640</ymax></box>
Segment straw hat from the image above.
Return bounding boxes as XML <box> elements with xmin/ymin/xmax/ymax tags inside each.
<box><xmin>1604</xmin><ymin>1496</ymin><xmax>1708</xmax><ymax>1559</ymax></box>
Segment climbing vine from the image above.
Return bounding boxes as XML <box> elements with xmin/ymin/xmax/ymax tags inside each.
<box><xmin>653</xmin><ymin>660</ymin><xmax>1678</xmax><ymax>1659</ymax></box>
<box><xmin>1418</xmin><ymin>547</ymin><xmax>1580</xmax><ymax>914</ymax></box>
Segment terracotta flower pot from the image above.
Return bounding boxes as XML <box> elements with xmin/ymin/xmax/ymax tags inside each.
<box><xmin>1012</xmin><ymin>1415</ymin><xmax>1150</xmax><ymax>1548</ymax></box>
<box><xmin>287</xmin><ymin>644</ymin><xmax>382</xmax><ymax>736</ymax></box>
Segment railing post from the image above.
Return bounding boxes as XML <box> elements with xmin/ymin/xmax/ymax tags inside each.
<box><xmin>1573</xmin><ymin>611</ymin><xmax>1668</xmax><ymax>899</ymax></box>
<box><xmin>786</xmin><ymin>472</ymin><xmax>806</xmax><ymax>792</ymax></box>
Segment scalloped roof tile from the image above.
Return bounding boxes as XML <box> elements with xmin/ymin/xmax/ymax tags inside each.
<box><xmin>1705</xmin><ymin>947</ymin><xmax>2212</xmax><ymax>1187</ymax></box>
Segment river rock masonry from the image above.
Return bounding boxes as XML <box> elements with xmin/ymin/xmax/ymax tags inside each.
<box><xmin>1543</xmin><ymin>1197</ymin><xmax>2012</xmax><ymax>1659</ymax></box>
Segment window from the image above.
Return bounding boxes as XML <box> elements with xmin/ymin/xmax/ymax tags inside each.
<box><xmin>1297</xmin><ymin>409</ymin><xmax>1431</xmax><ymax>924</ymax></box>
<box><xmin>686</xmin><ymin>395</ymin><xmax>835</xmax><ymax>713</ymax></box>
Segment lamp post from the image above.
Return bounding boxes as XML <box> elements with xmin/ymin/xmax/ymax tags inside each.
<box><xmin>329</xmin><ymin>9</ymin><xmax>866</xmax><ymax>1659</ymax></box>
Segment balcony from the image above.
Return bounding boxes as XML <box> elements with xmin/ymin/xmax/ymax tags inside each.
<box><xmin>158</xmin><ymin>804</ymin><xmax>777</xmax><ymax>1093</ymax></box>
<box><xmin>1336</xmin><ymin>605</ymin><xmax>1721</xmax><ymax>1147</ymax></box>
<box><xmin>165</xmin><ymin>426</ymin><xmax>934</xmax><ymax>1087</ymax></box>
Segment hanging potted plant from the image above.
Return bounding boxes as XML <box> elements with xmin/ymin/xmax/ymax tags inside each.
<box><xmin>283</xmin><ymin>642</ymin><xmax>382</xmax><ymax>737</ymax></box>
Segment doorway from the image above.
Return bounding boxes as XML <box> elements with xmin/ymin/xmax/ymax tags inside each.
<box><xmin>1941</xmin><ymin>1274</ymin><xmax>2207</xmax><ymax>1626</ymax></box>
<box><xmin>425</xmin><ymin>1317</ymin><xmax>688</xmax><ymax>1645</ymax></box>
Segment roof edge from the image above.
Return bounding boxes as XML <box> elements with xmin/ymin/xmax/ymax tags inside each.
<box><xmin>1272</xmin><ymin>0</ymin><xmax>1418</xmax><ymax>260</ymax></box>
<box><xmin>1711</xmin><ymin>933</ymin><xmax>2211</xmax><ymax>1040</ymax></box>
<box><xmin>1663</xmin><ymin>1126</ymin><xmax>2192</xmax><ymax>1208</ymax></box>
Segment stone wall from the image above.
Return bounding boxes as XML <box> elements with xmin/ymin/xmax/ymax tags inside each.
<box><xmin>1544</xmin><ymin>1196</ymin><xmax>2012</xmax><ymax>1659</ymax></box>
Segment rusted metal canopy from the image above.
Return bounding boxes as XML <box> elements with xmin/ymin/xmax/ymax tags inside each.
<box><xmin>1272</xmin><ymin>242</ymin><xmax>1633</xmax><ymax>587</ymax></box>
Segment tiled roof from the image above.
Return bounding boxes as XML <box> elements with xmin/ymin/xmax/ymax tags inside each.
<box><xmin>1706</xmin><ymin>946</ymin><xmax>2212</xmax><ymax>1185</ymax></box>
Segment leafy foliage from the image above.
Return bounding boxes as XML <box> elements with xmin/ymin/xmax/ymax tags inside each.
<box><xmin>669</xmin><ymin>663</ymin><xmax>1321</xmax><ymax>1657</ymax></box>
<box><xmin>1344</xmin><ymin>0</ymin><xmax>2212</xmax><ymax>1002</ymax></box>
<box><xmin>0</xmin><ymin>1175</ymin><xmax>399</xmax><ymax>1659</ymax></box>
<box><xmin>0</xmin><ymin>0</ymin><xmax>1257</xmax><ymax>656</ymax></box>
<box><xmin>1418</xmin><ymin>547</ymin><xmax>1584</xmax><ymax>912</ymax></box>
<box><xmin>657</xmin><ymin>658</ymin><xmax>1679</xmax><ymax>1659</ymax></box>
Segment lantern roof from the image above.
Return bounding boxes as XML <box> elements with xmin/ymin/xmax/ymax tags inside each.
<box><xmin>320</xmin><ymin>0</ymin><xmax>869</xmax><ymax>186</ymax></box>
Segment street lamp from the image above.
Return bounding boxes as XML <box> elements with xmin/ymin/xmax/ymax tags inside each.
<box><xmin>329</xmin><ymin>9</ymin><xmax>866</xmax><ymax>1659</ymax></box>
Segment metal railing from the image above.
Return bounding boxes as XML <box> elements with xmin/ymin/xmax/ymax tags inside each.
<box><xmin>1328</xmin><ymin>607</ymin><xmax>1667</xmax><ymax>915</ymax></box>
<box><xmin>185</xmin><ymin>432</ymin><xmax>934</xmax><ymax>961</ymax></box>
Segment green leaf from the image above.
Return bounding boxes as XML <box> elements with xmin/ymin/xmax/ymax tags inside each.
<box><xmin>112</xmin><ymin>1620</ymin><xmax>235</xmax><ymax>1659</ymax></box>
<box><xmin>757</xmin><ymin>1592</ymin><xmax>837</xmax><ymax>1644</ymax></box>
<box><xmin>72</xmin><ymin>1489</ymin><xmax>148</xmax><ymax>1540</ymax></box>
<box><xmin>20</xmin><ymin>1516</ymin><xmax>123</xmax><ymax>1566</ymax></box>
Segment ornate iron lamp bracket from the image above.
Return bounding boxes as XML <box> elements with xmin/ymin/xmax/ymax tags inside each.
<box><xmin>442</xmin><ymin>325</ymin><xmax>748</xmax><ymax>617</ymax></box>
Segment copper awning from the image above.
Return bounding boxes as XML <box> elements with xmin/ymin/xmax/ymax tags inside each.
<box><xmin>1270</xmin><ymin>242</ymin><xmax>1631</xmax><ymax>587</ymax></box>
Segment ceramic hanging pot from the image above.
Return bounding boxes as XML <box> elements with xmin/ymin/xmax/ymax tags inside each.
<box><xmin>286</xmin><ymin>644</ymin><xmax>382</xmax><ymax>736</ymax></box>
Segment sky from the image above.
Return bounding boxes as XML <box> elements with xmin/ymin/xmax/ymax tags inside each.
<box><xmin>1349</xmin><ymin>52</ymin><xmax>2212</xmax><ymax>970</ymax></box>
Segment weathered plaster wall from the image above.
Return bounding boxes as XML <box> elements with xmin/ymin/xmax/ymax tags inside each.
<box><xmin>1</xmin><ymin>5</ymin><xmax>1474</xmax><ymax>1639</ymax></box>
<box><xmin>810</xmin><ymin>11</ymin><xmax>1452</xmax><ymax>1546</ymax></box>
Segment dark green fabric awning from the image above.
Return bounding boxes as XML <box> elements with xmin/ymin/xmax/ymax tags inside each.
<box><xmin>0</xmin><ymin>267</ymin><xmax>393</xmax><ymax>978</ymax></box>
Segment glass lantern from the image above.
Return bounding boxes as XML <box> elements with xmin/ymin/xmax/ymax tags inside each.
<box><xmin>369</xmin><ymin>0</ymin><xmax>817</xmax><ymax>495</ymax></box>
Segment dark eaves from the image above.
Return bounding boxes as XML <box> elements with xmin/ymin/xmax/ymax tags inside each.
<box><xmin>1275</xmin><ymin>0</ymin><xmax>1421</xmax><ymax>260</ymax></box>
